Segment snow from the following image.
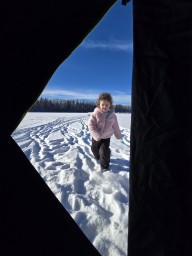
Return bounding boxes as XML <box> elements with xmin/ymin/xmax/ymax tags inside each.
<box><xmin>12</xmin><ymin>112</ymin><xmax>131</xmax><ymax>256</ymax></box>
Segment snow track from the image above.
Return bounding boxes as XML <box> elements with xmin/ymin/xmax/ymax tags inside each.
<box><xmin>12</xmin><ymin>112</ymin><xmax>131</xmax><ymax>256</ymax></box>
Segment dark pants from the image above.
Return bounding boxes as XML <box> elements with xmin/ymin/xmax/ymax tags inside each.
<box><xmin>91</xmin><ymin>138</ymin><xmax>111</xmax><ymax>169</ymax></box>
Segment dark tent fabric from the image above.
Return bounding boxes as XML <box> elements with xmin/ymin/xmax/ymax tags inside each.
<box><xmin>0</xmin><ymin>1</ymin><xmax>118</xmax><ymax>255</ymax></box>
<box><xmin>3</xmin><ymin>0</ymin><xmax>192</xmax><ymax>255</ymax></box>
<box><xmin>129</xmin><ymin>0</ymin><xmax>192</xmax><ymax>255</ymax></box>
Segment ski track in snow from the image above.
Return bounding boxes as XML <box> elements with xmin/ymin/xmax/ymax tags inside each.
<box><xmin>12</xmin><ymin>113</ymin><xmax>130</xmax><ymax>256</ymax></box>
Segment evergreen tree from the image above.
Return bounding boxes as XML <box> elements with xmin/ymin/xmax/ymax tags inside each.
<box><xmin>29</xmin><ymin>98</ymin><xmax>131</xmax><ymax>113</ymax></box>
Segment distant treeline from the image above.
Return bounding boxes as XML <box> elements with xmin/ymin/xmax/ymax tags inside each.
<box><xmin>29</xmin><ymin>97</ymin><xmax>131</xmax><ymax>113</ymax></box>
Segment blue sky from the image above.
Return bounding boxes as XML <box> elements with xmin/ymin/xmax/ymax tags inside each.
<box><xmin>41</xmin><ymin>1</ymin><xmax>133</xmax><ymax>105</ymax></box>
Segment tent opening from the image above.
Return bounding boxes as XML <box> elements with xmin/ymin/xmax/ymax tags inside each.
<box><xmin>11</xmin><ymin>1</ymin><xmax>133</xmax><ymax>256</ymax></box>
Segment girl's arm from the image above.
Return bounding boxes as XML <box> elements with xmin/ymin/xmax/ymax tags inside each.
<box><xmin>113</xmin><ymin>117</ymin><xmax>122</xmax><ymax>139</ymax></box>
<box><xmin>88</xmin><ymin>114</ymin><xmax>101</xmax><ymax>141</ymax></box>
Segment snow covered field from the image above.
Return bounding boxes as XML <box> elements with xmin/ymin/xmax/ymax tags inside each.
<box><xmin>12</xmin><ymin>112</ymin><xmax>131</xmax><ymax>256</ymax></box>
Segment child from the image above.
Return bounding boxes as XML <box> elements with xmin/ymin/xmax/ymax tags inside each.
<box><xmin>88</xmin><ymin>92</ymin><xmax>122</xmax><ymax>172</ymax></box>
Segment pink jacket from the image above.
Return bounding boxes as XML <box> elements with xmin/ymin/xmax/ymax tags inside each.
<box><xmin>88</xmin><ymin>107</ymin><xmax>122</xmax><ymax>141</ymax></box>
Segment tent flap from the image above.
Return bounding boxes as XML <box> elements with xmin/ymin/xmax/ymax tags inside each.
<box><xmin>129</xmin><ymin>1</ymin><xmax>192</xmax><ymax>255</ymax></box>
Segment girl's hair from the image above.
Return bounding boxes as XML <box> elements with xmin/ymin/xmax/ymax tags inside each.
<box><xmin>96</xmin><ymin>92</ymin><xmax>113</xmax><ymax>108</ymax></box>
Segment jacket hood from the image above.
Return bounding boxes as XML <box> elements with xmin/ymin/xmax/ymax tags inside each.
<box><xmin>94</xmin><ymin>107</ymin><xmax>114</xmax><ymax>114</ymax></box>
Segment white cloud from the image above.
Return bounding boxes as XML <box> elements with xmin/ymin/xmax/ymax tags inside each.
<box><xmin>41</xmin><ymin>89</ymin><xmax>97</xmax><ymax>100</ymax></box>
<box><xmin>80</xmin><ymin>39</ymin><xmax>133</xmax><ymax>52</ymax></box>
<box><xmin>41</xmin><ymin>89</ymin><xmax>131</xmax><ymax>105</ymax></box>
<box><xmin>113</xmin><ymin>93</ymin><xmax>132</xmax><ymax>105</ymax></box>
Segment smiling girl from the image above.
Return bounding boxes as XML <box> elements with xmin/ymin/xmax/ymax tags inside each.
<box><xmin>88</xmin><ymin>92</ymin><xmax>122</xmax><ymax>172</ymax></box>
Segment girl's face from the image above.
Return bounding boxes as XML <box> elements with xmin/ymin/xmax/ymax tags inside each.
<box><xmin>99</xmin><ymin>100</ymin><xmax>110</xmax><ymax>112</ymax></box>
